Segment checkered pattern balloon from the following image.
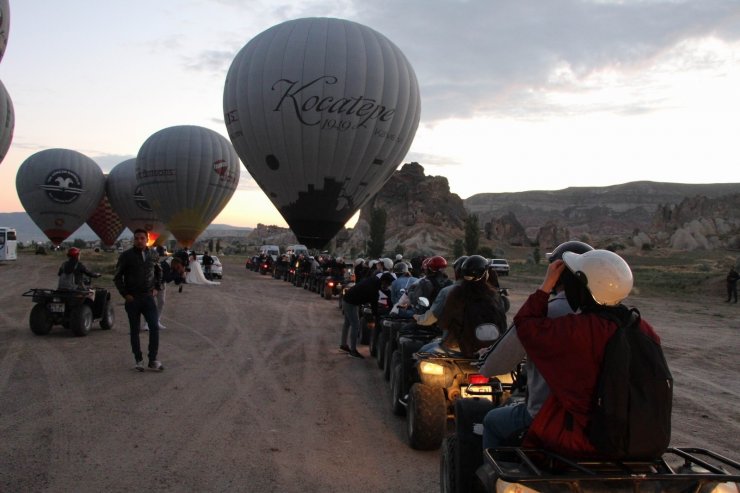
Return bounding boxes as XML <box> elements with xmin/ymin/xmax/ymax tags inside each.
<box><xmin>87</xmin><ymin>194</ymin><xmax>124</xmax><ymax>246</ymax></box>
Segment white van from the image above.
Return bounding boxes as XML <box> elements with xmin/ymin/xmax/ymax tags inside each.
<box><xmin>285</xmin><ymin>244</ymin><xmax>309</xmax><ymax>257</ymax></box>
<box><xmin>259</xmin><ymin>245</ymin><xmax>280</xmax><ymax>261</ymax></box>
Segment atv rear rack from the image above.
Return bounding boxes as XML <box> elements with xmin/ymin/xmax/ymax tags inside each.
<box><xmin>484</xmin><ymin>447</ymin><xmax>740</xmax><ymax>492</ymax></box>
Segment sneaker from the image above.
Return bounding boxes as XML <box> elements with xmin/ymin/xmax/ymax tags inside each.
<box><xmin>158</xmin><ymin>323</ymin><xmax>167</xmax><ymax>330</ymax></box>
<box><xmin>148</xmin><ymin>360</ymin><xmax>165</xmax><ymax>371</ymax></box>
<box><xmin>339</xmin><ymin>344</ymin><xmax>350</xmax><ymax>353</ymax></box>
<box><xmin>348</xmin><ymin>350</ymin><xmax>364</xmax><ymax>359</ymax></box>
<box><xmin>141</xmin><ymin>324</ymin><xmax>149</xmax><ymax>332</ymax></box>
<box><xmin>134</xmin><ymin>360</ymin><xmax>145</xmax><ymax>372</ymax></box>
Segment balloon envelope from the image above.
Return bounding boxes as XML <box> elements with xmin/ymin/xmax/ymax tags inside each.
<box><xmin>0</xmin><ymin>79</ymin><xmax>14</xmax><ymax>164</ymax></box>
<box><xmin>16</xmin><ymin>149</ymin><xmax>105</xmax><ymax>245</ymax></box>
<box><xmin>106</xmin><ymin>158</ymin><xmax>169</xmax><ymax>245</ymax></box>
<box><xmin>136</xmin><ymin>125</ymin><xmax>240</xmax><ymax>247</ymax></box>
<box><xmin>224</xmin><ymin>17</ymin><xmax>421</xmax><ymax>248</ymax></box>
<box><xmin>0</xmin><ymin>0</ymin><xmax>9</xmax><ymax>63</ymax></box>
<box><xmin>87</xmin><ymin>182</ymin><xmax>125</xmax><ymax>247</ymax></box>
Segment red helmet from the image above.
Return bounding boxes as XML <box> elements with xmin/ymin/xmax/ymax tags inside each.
<box><xmin>426</xmin><ymin>256</ymin><xmax>447</xmax><ymax>272</ymax></box>
<box><xmin>67</xmin><ymin>247</ymin><xmax>80</xmax><ymax>258</ymax></box>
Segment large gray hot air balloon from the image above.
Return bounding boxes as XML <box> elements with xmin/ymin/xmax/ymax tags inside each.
<box><xmin>136</xmin><ymin>125</ymin><xmax>240</xmax><ymax>247</ymax></box>
<box><xmin>16</xmin><ymin>149</ymin><xmax>106</xmax><ymax>245</ymax></box>
<box><xmin>0</xmin><ymin>0</ymin><xmax>10</xmax><ymax>63</ymax></box>
<box><xmin>107</xmin><ymin>158</ymin><xmax>169</xmax><ymax>245</ymax></box>
<box><xmin>0</xmin><ymin>79</ymin><xmax>14</xmax><ymax>164</ymax></box>
<box><xmin>223</xmin><ymin>17</ymin><xmax>421</xmax><ymax>248</ymax></box>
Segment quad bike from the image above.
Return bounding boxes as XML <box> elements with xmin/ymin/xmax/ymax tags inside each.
<box><xmin>475</xmin><ymin>447</ymin><xmax>739</xmax><ymax>493</ymax></box>
<box><xmin>403</xmin><ymin>323</ymin><xmax>513</xmax><ymax>451</ymax></box>
<box><xmin>22</xmin><ymin>276</ymin><xmax>115</xmax><ymax>337</ymax></box>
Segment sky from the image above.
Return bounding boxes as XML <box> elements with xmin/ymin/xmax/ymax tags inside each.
<box><xmin>1</xmin><ymin>0</ymin><xmax>739</xmax><ymax>229</ymax></box>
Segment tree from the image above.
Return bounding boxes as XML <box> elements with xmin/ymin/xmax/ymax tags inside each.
<box><xmin>367</xmin><ymin>208</ymin><xmax>387</xmax><ymax>258</ymax></box>
<box><xmin>208</xmin><ymin>238</ymin><xmax>214</xmax><ymax>252</ymax></box>
<box><xmin>532</xmin><ymin>247</ymin><xmax>541</xmax><ymax>265</ymax></box>
<box><xmin>215</xmin><ymin>239</ymin><xmax>221</xmax><ymax>253</ymax></box>
<box><xmin>464</xmin><ymin>214</ymin><xmax>480</xmax><ymax>255</ymax></box>
<box><xmin>452</xmin><ymin>239</ymin><xmax>465</xmax><ymax>259</ymax></box>
<box><xmin>72</xmin><ymin>238</ymin><xmax>86</xmax><ymax>249</ymax></box>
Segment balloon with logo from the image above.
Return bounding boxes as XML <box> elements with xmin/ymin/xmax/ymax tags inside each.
<box><xmin>0</xmin><ymin>0</ymin><xmax>10</xmax><ymax>63</ymax></box>
<box><xmin>136</xmin><ymin>125</ymin><xmax>240</xmax><ymax>248</ymax></box>
<box><xmin>16</xmin><ymin>148</ymin><xmax>105</xmax><ymax>245</ymax></box>
<box><xmin>86</xmin><ymin>178</ymin><xmax>125</xmax><ymax>247</ymax></box>
<box><xmin>224</xmin><ymin>17</ymin><xmax>421</xmax><ymax>249</ymax></box>
<box><xmin>0</xmin><ymin>79</ymin><xmax>14</xmax><ymax>164</ymax></box>
<box><xmin>106</xmin><ymin>158</ymin><xmax>169</xmax><ymax>246</ymax></box>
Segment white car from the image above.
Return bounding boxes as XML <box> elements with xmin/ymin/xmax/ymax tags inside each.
<box><xmin>197</xmin><ymin>254</ymin><xmax>223</xmax><ymax>279</ymax></box>
<box><xmin>488</xmin><ymin>258</ymin><xmax>510</xmax><ymax>276</ymax></box>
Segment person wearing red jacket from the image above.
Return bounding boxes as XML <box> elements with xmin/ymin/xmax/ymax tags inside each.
<box><xmin>512</xmin><ymin>249</ymin><xmax>661</xmax><ymax>459</ymax></box>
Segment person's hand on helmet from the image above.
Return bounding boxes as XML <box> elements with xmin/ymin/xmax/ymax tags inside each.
<box><xmin>540</xmin><ymin>259</ymin><xmax>565</xmax><ymax>293</ymax></box>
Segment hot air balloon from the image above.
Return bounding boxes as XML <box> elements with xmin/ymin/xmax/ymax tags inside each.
<box><xmin>135</xmin><ymin>125</ymin><xmax>240</xmax><ymax>247</ymax></box>
<box><xmin>0</xmin><ymin>0</ymin><xmax>10</xmax><ymax>63</ymax></box>
<box><xmin>16</xmin><ymin>149</ymin><xmax>105</xmax><ymax>245</ymax></box>
<box><xmin>86</xmin><ymin>179</ymin><xmax>125</xmax><ymax>247</ymax></box>
<box><xmin>0</xmin><ymin>79</ymin><xmax>14</xmax><ymax>164</ymax></box>
<box><xmin>106</xmin><ymin>158</ymin><xmax>169</xmax><ymax>246</ymax></box>
<box><xmin>223</xmin><ymin>17</ymin><xmax>421</xmax><ymax>248</ymax></box>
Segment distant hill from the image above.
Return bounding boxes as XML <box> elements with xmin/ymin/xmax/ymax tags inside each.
<box><xmin>0</xmin><ymin>212</ymin><xmax>252</xmax><ymax>244</ymax></box>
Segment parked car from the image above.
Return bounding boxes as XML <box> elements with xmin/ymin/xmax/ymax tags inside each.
<box><xmin>488</xmin><ymin>258</ymin><xmax>510</xmax><ymax>276</ymax></box>
<box><xmin>197</xmin><ymin>254</ymin><xmax>223</xmax><ymax>279</ymax></box>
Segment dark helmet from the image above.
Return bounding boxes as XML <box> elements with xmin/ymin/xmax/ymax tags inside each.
<box><xmin>67</xmin><ymin>247</ymin><xmax>80</xmax><ymax>258</ymax></box>
<box><xmin>461</xmin><ymin>255</ymin><xmax>488</xmax><ymax>281</ymax></box>
<box><xmin>426</xmin><ymin>256</ymin><xmax>448</xmax><ymax>272</ymax></box>
<box><xmin>452</xmin><ymin>256</ymin><xmax>469</xmax><ymax>277</ymax></box>
<box><xmin>547</xmin><ymin>241</ymin><xmax>594</xmax><ymax>263</ymax></box>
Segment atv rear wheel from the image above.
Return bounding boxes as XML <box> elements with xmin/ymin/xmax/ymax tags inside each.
<box><xmin>375</xmin><ymin>329</ymin><xmax>386</xmax><ymax>368</ymax></box>
<box><xmin>30</xmin><ymin>304</ymin><xmax>53</xmax><ymax>335</ymax></box>
<box><xmin>440</xmin><ymin>434</ymin><xmax>457</xmax><ymax>493</ymax></box>
<box><xmin>71</xmin><ymin>304</ymin><xmax>93</xmax><ymax>337</ymax></box>
<box><xmin>390</xmin><ymin>351</ymin><xmax>406</xmax><ymax>416</ymax></box>
<box><xmin>383</xmin><ymin>338</ymin><xmax>393</xmax><ymax>381</ymax></box>
<box><xmin>100</xmin><ymin>300</ymin><xmax>114</xmax><ymax>330</ymax></box>
<box><xmin>407</xmin><ymin>382</ymin><xmax>446</xmax><ymax>450</ymax></box>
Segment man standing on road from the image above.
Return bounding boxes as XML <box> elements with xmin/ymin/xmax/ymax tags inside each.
<box><xmin>202</xmin><ymin>251</ymin><xmax>214</xmax><ymax>280</ymax></box>
<box><xmin>340</xmin><ymin>272</ymin><xmax>395</xmax><ymax>359</ymax></box>
<box><xmin>114</xmin><ymin>229</ymin><xmax>164</xmax><ymax>372</ymax></box>
<box><xmin>726</xmin><ymin>266</ymin><xmax>739</xmax><ymax>303</ymax></box>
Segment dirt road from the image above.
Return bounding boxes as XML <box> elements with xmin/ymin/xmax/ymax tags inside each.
<box><xmin>1</xmin><ymin>254</ymin><xmax>738</xmax><ymax>492</ymax></box>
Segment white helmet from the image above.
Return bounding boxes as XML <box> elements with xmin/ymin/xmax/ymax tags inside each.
<box><xmin>368</xmin><ymin>259</ymin><xmax>378</xmax><ymax>268</ymax></box>
<box><xmin>381</xmin><ymin>258</ymin><xmax>393</xmax><ymax>271</ymax></box>
<box><xmin>562</xmin><ymin>250</ymin><xmax>633</xmax><ymax>306</ymax></box>
<box><xmin>354</xmin><ymin>258</ymin><xmax>364</xmax><ymax>267</ymax></box>
<box><xmin>395</xmin><ymin>254</ymin><xmax>403</xmax><ymax>261</ymax></box>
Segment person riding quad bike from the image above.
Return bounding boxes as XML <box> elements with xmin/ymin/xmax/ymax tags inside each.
<box><xmin>401</xmin><ymin>255</ymin><xmax>510</xmax><ymax>450</ymax></box>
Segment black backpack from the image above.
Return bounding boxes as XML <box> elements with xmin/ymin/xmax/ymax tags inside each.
<box><xmin>588</xmin><ymin>307</ymin><xmax>673</xmax><ymax>460</ymax></box>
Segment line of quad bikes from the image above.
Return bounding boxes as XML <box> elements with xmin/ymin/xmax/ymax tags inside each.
<box><xmin>246</xmin><ymin>255</ymin><xmax>739</xmax><ymax>493</ymax></box>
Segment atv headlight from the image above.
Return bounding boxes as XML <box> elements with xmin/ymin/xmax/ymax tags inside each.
<box><xmin>497</xmin><ymin>480</ymin><xmax>540</xmax><ymax>493</ymax></box>
<box><xmin>419</xmin><ymin>361</ymin><xmax>445</xmax><ymax>376</ymax></box>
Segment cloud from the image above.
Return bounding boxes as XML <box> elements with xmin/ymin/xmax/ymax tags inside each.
<box><xmin>351</xmin><ymin>0</ymin><xmax>740</xmax><ymax>121</ymax></box>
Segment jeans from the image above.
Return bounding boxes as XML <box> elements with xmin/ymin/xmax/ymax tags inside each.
<box><xmin>341</xmin><ymin>300</ymin><xmax>360</xmax><ymax>351</ymax></box>
<box><xmin>125</xmin><ymin>293</ymin><xmax>160</xmax><ymax>362</ymax></box>
<box><xmin>482</xmin><ymin>402</ymin><xmax>533</xmax><ymax>449</ymax></box>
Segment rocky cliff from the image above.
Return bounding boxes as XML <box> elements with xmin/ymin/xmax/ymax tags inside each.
<box><xmin>344</xmin><ymin>162</ymin><xmax>467</xmax><ymax>256</ymax></box>
<box><xmin>344</xmin><ymin>168</ymin><xmax>739</xmax><ymax>255</ymax></box>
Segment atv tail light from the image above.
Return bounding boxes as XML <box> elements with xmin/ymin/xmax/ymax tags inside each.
<box><xmin>469</xmin><ymin>374</ymin><xmax>489</xmax><ymax>385</ymax></box>
<box><xmin>328</xmin><ymin>281</ymin><xmax>335</xmax><ymax>287</ymax></box>
<box><xmin>262</xmin><ymin>264</ymin><xmax>268</xmax><ymax>269</ymax></box>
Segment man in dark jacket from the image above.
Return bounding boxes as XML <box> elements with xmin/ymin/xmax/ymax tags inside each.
<box><xmin>340</xmin><ymin>272</ymin><xmax>394</xmax><ymax>359</ymax></box>
<box><xmin>113</xmin><ymin>229</ymin><xmax>163</xmax><ymax>372</ymax></box>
